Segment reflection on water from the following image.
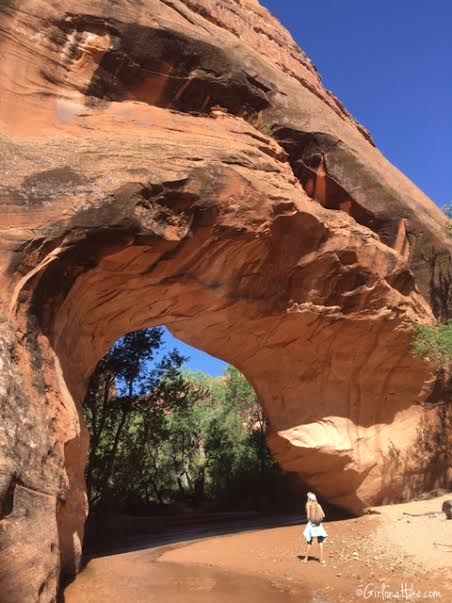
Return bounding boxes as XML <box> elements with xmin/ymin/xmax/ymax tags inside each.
<box><xmin>64</xmin><ymin>549</ymin><xmax>325</xmax><ymax>603</ymax></box>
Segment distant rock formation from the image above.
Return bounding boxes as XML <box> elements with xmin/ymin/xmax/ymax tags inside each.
<box><xmin>0</xmin><ymin>0</ymin><xmax>450</xmax><ymax>600</ymax></box>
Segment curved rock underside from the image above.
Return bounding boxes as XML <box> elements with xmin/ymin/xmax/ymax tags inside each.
<box><xmin>0</xmin><ymin>0</ymin><xmax>451</xmax><ymax>600</ymax></box>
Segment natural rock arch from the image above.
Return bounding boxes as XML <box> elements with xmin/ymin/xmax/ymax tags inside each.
<box><xmin>0</xmin><ymin>1</ymin><xmax>451</xmax><ymax>601</ymax></box>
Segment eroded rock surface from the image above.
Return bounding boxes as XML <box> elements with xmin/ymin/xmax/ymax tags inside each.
<box><xmin>0</xmin><ymin>1</ymin><xmax>451</xmax><ymax>600</ymax></box>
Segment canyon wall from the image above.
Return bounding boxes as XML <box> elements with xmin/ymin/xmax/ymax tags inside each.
<box><xmin>0</xmin><ymin>1</ymin><xmax>451</xmax><ymax>600</ymax></box>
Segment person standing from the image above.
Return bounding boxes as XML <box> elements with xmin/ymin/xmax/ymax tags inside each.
<box><xmin>302</xmin><ymin>492</ymin><xmax>328</xmax><ymax>565</ymax></box>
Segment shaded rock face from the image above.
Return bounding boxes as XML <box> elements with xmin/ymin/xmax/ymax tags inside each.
<box><xmin>0</xmin><ymin>0</ymin><xmax>451</xmax><ymax>600</ymax></box>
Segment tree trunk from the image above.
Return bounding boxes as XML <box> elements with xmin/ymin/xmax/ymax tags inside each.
<box><xmin>86</xmin><ymin>374</ymin><xmax>115</xmax><ymax>500</ymax></box>
<box><xmin>99</xmin><ymin>405</ymin><xmax>129</xmax><ymax>505</ymax></box>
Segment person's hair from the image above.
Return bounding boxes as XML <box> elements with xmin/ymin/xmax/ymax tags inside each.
<box><xmin>306</xmin><ymin>500</ymin><xmax>324</xmax><ymax>517</ymax></box>
<box><xmin>306</xmin><ymin>500</ymin><xmax>320</xmax><ymax>509</ymax></box>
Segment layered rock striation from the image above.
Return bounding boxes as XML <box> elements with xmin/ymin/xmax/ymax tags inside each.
<box><xmin>0</xmin><ymin>1</ymin><xmax>451</xmax><ymax>600</ymax></box>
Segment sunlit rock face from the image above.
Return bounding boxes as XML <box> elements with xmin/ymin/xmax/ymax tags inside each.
<box><xmin>0</xmin><ymin>0</ymin><xmax>451</xmax><ymax>600</ymax></box>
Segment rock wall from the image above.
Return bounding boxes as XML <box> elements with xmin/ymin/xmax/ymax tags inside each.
<box><xmin>0</xmin><ymin>1</ymin><xmax>451</xmax><ymax>600</ymax></box>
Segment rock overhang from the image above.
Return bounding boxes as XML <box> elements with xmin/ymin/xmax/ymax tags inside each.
<box><xmin>0</xmin><ymin>1</ymin><xmax>451</xmax><ymax>601</ymax></box>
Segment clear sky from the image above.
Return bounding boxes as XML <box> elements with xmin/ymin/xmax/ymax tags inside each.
<box><xmin>261</xmin><ymin>0</ymin><xmax>452</xmax><ymax>207</ymax></box>
<box><xmin>166</xmin><ymin>1</ymin><xmax>452</xmax><ymax>376</ymax></box>
<box><xmin>162</xmin><ymin>327</ymin><xmax>228</xmax><ymax>376</ymax></box>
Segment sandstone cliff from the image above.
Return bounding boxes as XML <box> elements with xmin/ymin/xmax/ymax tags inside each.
<box><xmin>0</xmin><ymin>1</ymin><xmax>451</xmax><ymax>601</ymax></box>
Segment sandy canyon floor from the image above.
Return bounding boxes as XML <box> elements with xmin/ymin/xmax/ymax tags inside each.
<box><xmin>65</xmin><ymin>494</ymin><xmax>451</xmax><ymax>603</ymax></box>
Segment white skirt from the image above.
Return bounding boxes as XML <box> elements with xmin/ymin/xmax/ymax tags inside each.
<box><xmin>303</xmin><ymin>520</ymin><xmax>328</xmax><ymax>542</ymax></box>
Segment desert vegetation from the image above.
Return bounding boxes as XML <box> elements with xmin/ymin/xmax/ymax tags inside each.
<box><xmin>83</xmin><ymin>328</ymin><xmax>289</xmax><ymax>514</ymax></box>
<box><xmin>412</xmin><ymin>205</ymin><xmax>452</xmax><ymax>365</ymax></box>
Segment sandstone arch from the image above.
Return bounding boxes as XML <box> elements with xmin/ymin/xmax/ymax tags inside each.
<box><xmin>0</xmin><ymin>1</ymin><xmax>451</xmax><ymax>601</ymax></box>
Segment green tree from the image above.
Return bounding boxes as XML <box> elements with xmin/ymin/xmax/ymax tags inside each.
<box><xmin>84</xmin><ymin>329</ymin><xmax>191</xmax><ymax>508</ymax></box>
<box><xmin>203</xmin><ymin>366</ymin><xmax>283</xmax><ymax>509</ymax></box>
<box><xmin>411</xmin><ymin>206</ymin><xmax>452</xmax><ymax>365</ymax></box>
<box><xmin>412</xmin><ymin>322</ymin><xmax>452</xmax><ymax>366</ymax></box>
<box><xmin>223</xmin><ymin>366</ymin><xmax>273</xmax><ymax>473</ymax></box>
<box><xmin>444</xmin><ymin>204</ymin><xmax>452</xmax><ymax>237</ymax></box>
<box><xmin>84</xmin><ymin>328</ymin><xmax>163</xmax><ymax>503</ymax></box>
<box><xmin>84</xmin><ymin>331</ymin><xmax>290</xmax><ymax>514</ymax></box>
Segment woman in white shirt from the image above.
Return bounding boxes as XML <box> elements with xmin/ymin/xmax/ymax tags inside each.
<box><xmin>302</xmin><ymin>492</ymin><xmax>328</xmax><ymax>565</ymax></box>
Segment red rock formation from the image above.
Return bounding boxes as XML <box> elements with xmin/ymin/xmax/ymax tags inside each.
<box><xmin>0</xmin><ymin>1</ymin><xmax>451</xmax><ymax>600</ymax></box>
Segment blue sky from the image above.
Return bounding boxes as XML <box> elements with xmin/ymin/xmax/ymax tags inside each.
<box><xmin>162</xmin><ymin>327</ymin><xmax>228</xmax><ymax>376</ymax></box>
<box><xmin>261</xmin><ymin>0</ymin><xmax>452</xmax><ymax>207</ymax></box>
<box><xmin>169</xmin><ymin>2</ymin><xmax>451</xmax><ymax>376</ymax></box>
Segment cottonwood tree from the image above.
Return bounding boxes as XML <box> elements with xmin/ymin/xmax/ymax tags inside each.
<box><xmin>84</xmin><ymin>332</ymin><xmax>288</xmax><ymax>512</ymax></box>
<box><xmin>84</xmin><ymin>328</ymin><xmax>190</xmax><ymax>507</ymax></box>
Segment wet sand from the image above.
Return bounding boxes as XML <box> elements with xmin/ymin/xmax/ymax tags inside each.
<box><xmin>64</xmin><ymin>546</ymin><xmax>315</xmax><ymax>603</ymax></box>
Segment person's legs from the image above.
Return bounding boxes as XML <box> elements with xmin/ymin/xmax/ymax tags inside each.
<box><xmin>318</xmin><ymin>537</ymin><xmax>326</xmax><ymax>564</ymax></box>
<box><xmin>319</xmin><ymin>540</ymin><xmax>325</xmax><ymax>565</ymax></box>
<box><xmin>303</xmin><ymin>539</ymin><xmax>311</xmax><ymax>562</ymax></box>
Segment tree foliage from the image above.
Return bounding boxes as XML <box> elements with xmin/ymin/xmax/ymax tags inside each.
<box><xmin>411</xmin><ymin>205</ymin><xmax>452</xmax><ymax>365</ymax></box>
<box><xmin>412</xmin><ymin>321</ymin><xmax>452</xmax><ymax>366</ymax></box>
<box><xmin>83</xmin><ymin>331</ymin><xmax>289</xmax><ymax>513</ymax></box>
<box><xmin>444</xmin><ymin>204</ymin><xmax>452</xmax><ymax>237</ymax></box>
<box><xmin>84</xmin><ymin>328</ymin><xmax>192</xmax><ymax>508</ymax></box>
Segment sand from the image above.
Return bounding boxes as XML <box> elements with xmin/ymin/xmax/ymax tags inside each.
<box><xmin>159</xmin><ymin>494</ymin><xmax>451</xmax><ymax>602</ymax></box>
<box><xmin>64</xmin><ymin>494</ymin><xmax>451</xmax><ymax>602</ymax></box>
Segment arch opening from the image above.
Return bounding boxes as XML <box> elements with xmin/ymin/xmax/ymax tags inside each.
<box><xmin>81</xmin><ymin>326</ymin><xmax>294</xmax><ymax>556</ymax></box>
